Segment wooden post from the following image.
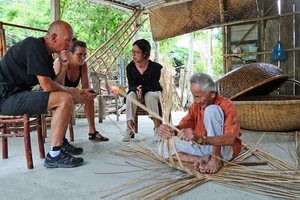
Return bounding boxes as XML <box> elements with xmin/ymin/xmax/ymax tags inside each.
<box><xmin>154</xmin><ymin>41</ymin><xmax>159</xmax><ymax>62</ymax></box>
<box><xmin>219</xmin><ymin>0</ymin><xmax>227</xmax><ymax>73</ymax></box>
<box><xmin>0</xmin><ymin>21</ymin><xmax>7</xmax><ymax>58</ymax></box>
<box><xmin>180</xmin><ymin>67</ymin><xmax>187</xmax><ymax>108</ymax></box>
<box><xmin>50</xmin><ymin>0</ymin><xmax>60</xmax><ymax>22</ymax></box>
<box><xmin>295</xmin><ymin>0</ymin><xmax>300</xmax><ymax>95</ymax></box>
<box><xmin>280</xmin><ymin>0</ymin><xmax>294</xmax><ymax>95</ymax></box>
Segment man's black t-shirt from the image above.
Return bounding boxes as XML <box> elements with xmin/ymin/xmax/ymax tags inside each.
<box><xmin>0</xmin><ymin>37</ymin><xmax>55</xmax><ymax>97</ymax></box>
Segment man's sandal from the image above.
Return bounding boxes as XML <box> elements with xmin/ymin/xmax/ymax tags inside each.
<box><xmin>88</xmin><ymin>131</ymin><xmax>109</xmax><ymax>141</ymax></box>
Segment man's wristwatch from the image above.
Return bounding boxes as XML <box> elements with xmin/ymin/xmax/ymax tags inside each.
<box><xmin>201</xmin><ymin>135</ymin><xmax>207</xmax><ymax>145</ymax></box>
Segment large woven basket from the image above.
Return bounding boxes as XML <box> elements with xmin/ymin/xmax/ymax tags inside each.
<box><xmin>215</xmin><ymin>62</ymin><xmax>300</xmax><ymax>132</ymax></box>
<box><xmin>216</xmin><ymin>63</ymin><xmax>289</xmax><ymax>100</ymax></box>
<box><xmin>233</xmin><ymin>96</ymin><xmax>300</xmax><ymax>132</ymax></box>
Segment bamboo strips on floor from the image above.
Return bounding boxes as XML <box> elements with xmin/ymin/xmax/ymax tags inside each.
<box><xmin>100</xmin><ymin>70</ymin><xmax>300</xmax><ymax>199</ymax></box>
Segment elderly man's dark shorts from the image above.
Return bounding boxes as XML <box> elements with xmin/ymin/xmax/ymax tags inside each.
<box><xmin>0</xmin><ymin>91</ymin><xmax>50</xmax><ymax>115</ymax></box>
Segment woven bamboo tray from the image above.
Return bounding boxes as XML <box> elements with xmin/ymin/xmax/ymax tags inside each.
<box><xmin>216</xmin><ymin>63</ymin><xmax>289</xmax><ymax>100</ymax></box>
<box><xmin>233</xmin><ymin>95</ymin><xmax>300</xmax><ymax>131</ymax></box>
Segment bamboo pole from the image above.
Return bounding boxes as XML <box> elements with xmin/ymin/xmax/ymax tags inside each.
<box><xmin>204</xmin><ymin>10</ymin><xmax>300</xmax><ymax>30</ymax></box>
<box><xmin>219</xmin><ymin>0</ymin><xmax>227</xmax><ymax>73</ymax></box>
<box><xmin>180</xmin><ymin>67</ymin><xmax>187</xmax><ymax>107</ymax></box>
<box><xmin>0</xmin><ymin>22</ymin><xmax>4</xmax><ymax>58</ymax></box>
<box><xmin>225</xmin><ymin>46</ymin><xmax>300</xmax><ymax>57</ymax></box>
<box><xmin>1</xmin><ymin>21</ymin><xmax>46</xmax><ymax>32</ymax></box>
<box><xmin>0</xmin><ymin>22</ymin><xmax>6</xmax><ymax>58</ymax></box>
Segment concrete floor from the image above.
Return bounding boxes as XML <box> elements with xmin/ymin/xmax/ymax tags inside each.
<box><xmin>0</xmin><ymin>111</ymin><xmax>294</xmax><ymax>200</ymax></box>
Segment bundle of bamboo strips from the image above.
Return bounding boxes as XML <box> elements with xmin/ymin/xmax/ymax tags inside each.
<box><xmin>103</xmin><ymin>70</ymin><xmax>300</xmax><ymax>199</ymax></box>
<box><xmin>101</xmin><ymin>136</ymin><xmax>300</xmax><ymax>199</ymax></box>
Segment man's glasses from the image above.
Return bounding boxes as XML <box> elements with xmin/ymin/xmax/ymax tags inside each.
<box><xmin>74</xmin><ymin>53</ymin><xmax>87</xmax><ymax>59</ymax></box>
<box><xmin>131</xmin><ymin>50</ymin><xmax>143</xmax><ymax>55</ymax></box>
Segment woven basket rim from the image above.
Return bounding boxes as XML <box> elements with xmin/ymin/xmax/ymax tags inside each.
<box><xmin>233</xmin><ymin>99</ymin><xmax>300</xmax><ymax>105</ymax></box>
<box><xmin>230</xmin><ymin>74</ymin><xmax>289</xmax><ymax>100</ymax></box>
<box><xmin>233</xmin><ymin>95</ymin><xmax>300</xmax><ymax>131</ymax></box>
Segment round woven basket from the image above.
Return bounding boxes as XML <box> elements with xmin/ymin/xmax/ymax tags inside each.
<box><xmin>216</xmin><ymin>63</ymin><xmax>289</xmax><ymax>100</ymax></box>
<box><xmin>233</xmin><ymin>95</ymin><xmax>300</xmax><ymax>131</ymax></box>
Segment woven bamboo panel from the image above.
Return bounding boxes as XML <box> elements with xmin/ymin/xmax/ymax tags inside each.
<box><xmin>149</xmin><ymin>0</ymin><xmax>258</xmax><ymax>41</ymax></box>
<box><xmin>215</xmin><ymin>63</ymin><xmax>289</xmax><ymax>100</ymax></box>
<box><xmin>233</xmin><ymin>95</ymin><xmax>300</xmax><ymax>131</ymax></box>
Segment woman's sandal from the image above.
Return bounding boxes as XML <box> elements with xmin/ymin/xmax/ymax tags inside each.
<box><xmin>88</xmin><ymin>131</ymin><xmax>109</xmax><ymax>141</ymax></box>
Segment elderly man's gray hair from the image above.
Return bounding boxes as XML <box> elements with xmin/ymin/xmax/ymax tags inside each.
<box><xmin>190</xmin><ymin>73</ymin><xmax>216</xmax><ymax>94</ymax></box>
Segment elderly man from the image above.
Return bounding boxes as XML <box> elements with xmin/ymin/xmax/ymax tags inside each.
<box><xmin>0</xmin><ymin>20</ymin><xmax>95</xmax><ymax>168</ymax></box>
<box><xmin>157</xmin><ymin>73</ymin><xmax>242</xmax><ymax>174</ymax></box>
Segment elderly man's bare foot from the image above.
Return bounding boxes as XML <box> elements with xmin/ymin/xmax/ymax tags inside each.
<box><xmin>172</xmin><ymin>152</ymin><xmax>201</xmax><ymax>163</ymax></box>
<box><xmin>193</xmin><ymin>155</ymin><xmax>210</xmax><ymax>172</ymax></box>
<box><xmin>202</xmin><ymin>156</ymin><xmax>223</xmax><ymax>174</ymax></box>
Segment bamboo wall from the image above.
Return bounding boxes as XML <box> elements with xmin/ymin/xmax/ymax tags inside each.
<box><xmin>226</xmin><ymin>0</ymin><xmax>300</xmax><ymax>95</ymax></box>
<box><xmin>263</xmin><ymin>0</ymin><xmax>300</xmax><ymax>95</ymax></box>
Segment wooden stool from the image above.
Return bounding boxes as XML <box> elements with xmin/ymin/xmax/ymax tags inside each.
<box><xmin>0</xmin><ymin>114</ymin><xmax>45</xmax><ymax>169</ymax></box>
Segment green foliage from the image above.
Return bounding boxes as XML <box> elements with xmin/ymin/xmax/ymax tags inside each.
<box><xmin>211</xmin><ymin>28</ymin><xmax>223</xmax><ymax>79</ymax></box>
<box><xmin>193</xmin><ymin>28</ymin><xmax>223</xmax><ymax>78</ymax></box>
<box><xmin>0</xmin><ymin>0</ymin><xmax>224</xmax><ymax>78</ymax></box>
<box><xmin>194</xmin><ymin>58</ymin><xmax>205</xmax><ymax>73</ymax></box>
<box><xmin>60</xmin><ymin>0</ymin><xmax>130</xmax><ymax>50</ymax></box>
<box><xmin>212</xmin><ymin>39</ymin><xmax>223</xmax><ymax>79</ymax></box>
<box><xmin>0</xmin><ymin>0</ymin><xmax>50</xmax><ymax>45</ymax></box>
<box><xmin>0</xmin><ymin>0</ymin><xmax>129</xmax><ymax>50</ymax></box>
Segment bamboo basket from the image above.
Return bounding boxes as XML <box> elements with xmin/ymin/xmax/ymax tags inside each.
<box><xmin>216</xmin><ymin>62</ymin><xmax>300</xmax><ymax>132</ymax></box>
<box><xmin>216</xmin><ymin>62</ymin><xmax>289</xmax><ymax>100</ymax></box>
<box><xmin>233</xmin><ymin>95</ymin><xmax>300</xmax><ymax>131</ymax></box>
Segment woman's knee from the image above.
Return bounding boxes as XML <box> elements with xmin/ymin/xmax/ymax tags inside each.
<box><xmin>144</xmin><ymin>92</ymin><xmax>157</xmax><ymax>101</ymax></box>
<box><xmin>127</xmin><ymin>91</ymin><xmax>137</xmax><ymax>98</ymax></box>
<box><xmin>126</xmin><ymin>92</ymin><xmax>137</xmax><ymax>103</ymax></box>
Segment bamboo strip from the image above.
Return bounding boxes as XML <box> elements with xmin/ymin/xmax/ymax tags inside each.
<box><xmin>104</xmin><ymin>72</ymin><xmax>300</xmax><ymax>199</ymax></box>
<box><xmin>104</xmin><ymin>137</ymin><xmax>300</xmax><ymax>199</ymax></box>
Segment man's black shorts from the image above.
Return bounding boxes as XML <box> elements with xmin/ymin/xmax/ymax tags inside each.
<box><xmin>0</xmin><ymin>91</ymin><xmax>50</xmax><ymax>115</ymax></box>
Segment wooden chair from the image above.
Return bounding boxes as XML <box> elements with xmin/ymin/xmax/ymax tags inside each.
<box><xmin>0</xmin><ymin>114</ymin><xmax>45</xmax><ymax>169</ymax></box>
<box><xmin>41</xmin><ymin>109</ymin><xmax>75</xmax><ymax>142</ymax></box>
<box><xmin>134</xmin><ymin>103</ymin><xmax>162</xmax><ymax>133</ymax></box>
<box><xmin>88</xmin><ymin>72</ymin><xmax>119</xmax><ymax>123</ymax></box>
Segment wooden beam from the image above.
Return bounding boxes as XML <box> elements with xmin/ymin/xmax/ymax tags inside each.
<box><xmin>205</xmin><ymin>10</ymin><xmax>300</xmax><ymax>30</ymax></box>
<box><xmin>1</xmin><ymin>22</ymin><xmax>46</xmax><ymax>32</ymax></box>
<box><xmin>225</xmin><ymin>47</ymin><xmax>300</xmax><ymax>57</ymax></box>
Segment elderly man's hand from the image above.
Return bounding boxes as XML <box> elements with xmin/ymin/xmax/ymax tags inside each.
<box><xmin>157</xmin><ymin>124</ymin><xmax>174</xmax><ymax>139</ymax></box>
<box><xmin>178</xmin><ymin>128</ymin><xmax>197</xmax><ymax>142</ymax></box>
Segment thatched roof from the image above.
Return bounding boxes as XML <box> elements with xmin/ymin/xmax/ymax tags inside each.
<box><xmin>88</xmin><ymin>0</ymin><xmax>265</xmax><ymax>40</ymax></box>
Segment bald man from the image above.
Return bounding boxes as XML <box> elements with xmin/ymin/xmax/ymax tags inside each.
<box><xmin>0</xmin><ymin>20</ymin><xmax>89</xmax><ymax>168</ymax></box>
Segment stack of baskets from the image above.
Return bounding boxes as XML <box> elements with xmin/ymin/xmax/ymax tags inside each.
<box><xmin>216</xmin><ymin>62</ymin><xmax>300</xmax><ymax>132</ymax></box>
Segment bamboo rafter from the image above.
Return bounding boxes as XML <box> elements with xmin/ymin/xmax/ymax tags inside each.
<box><xmin>86</xmin><ymin>9</ymin><xmax>146</xmax><ymax>73</ymax></box>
